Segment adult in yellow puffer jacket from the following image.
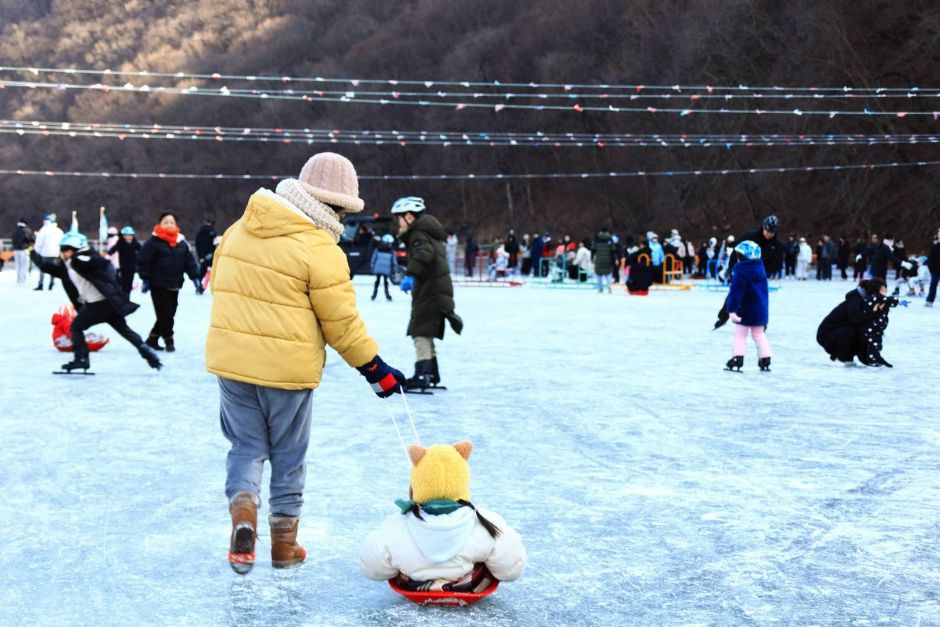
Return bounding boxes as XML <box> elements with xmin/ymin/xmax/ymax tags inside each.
<box><xmin>206</xmin><ymin>152</ymin><xmax>406</xmax><ymax>575</ymax></box>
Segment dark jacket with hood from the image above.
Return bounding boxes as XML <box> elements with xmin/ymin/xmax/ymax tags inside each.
<box><xmin>735</xmin><ymin>228</ymin><xmax>784</xmax><ymax>276</ymax></box>
<box><xmin>867</xmin><ymin>242</ymin><xmax>893</xmax><ymax>280</ymax></box>
<box><xmin>928</xmin><ymin>241</ymin><xmax>940</xmax><ymax>274</ymax></box>
<box><xmin>402</xmin><ymin>214</ymin><xmax>462</xmax><ymax>339</ymax></box>
<box><xmin>592</xmin><ymin>230</ymin><xmax>614</xmax><ymax>276</ymax></box>
<box><xmin>108</xmin><ymin>237</ymin><xmax>142</xmax><ymax>275</ymax></box>
<box><xmin>138</xmin><ymin>232</ymin><xmax>199</xmax><ymax>290</ymax></box>
<box><xmin>817</xmin><ymin>287</ymin><xmax>894</xmax><ymax>365</ymax></box>
<box><xmin>12</xmin><ymin>222</ymin><xmax>34</xmax><ymax>250</ymax></box>
<box><xmin>30</xmin><ymin>247</ymin><xmax>139</xmax><ymax>317</ymax></box>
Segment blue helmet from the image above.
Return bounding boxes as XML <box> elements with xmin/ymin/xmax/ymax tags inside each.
<box><xmin>735</xmin><ymin>240</ymin><xmax>762</xmax><ymax>260</ymax></box>
<box><xmin>120</xmin><ymin>226</ymin><xmax>135</xmax><ymax>236</ymax></box>
<box><xmin>44</xmin><ymin>213</ymin><xmax>56</xmax><ymax>222</ymax></box>
<box><xmin>761</xmin><ymin>214</ymin><xmax>779</xmax><ymax>233</ymax></box>
<box><xmin>381</xmin><ymin>233</ymin><xmax>395</xmax><ymax>244</ymax></box>
<box><xmin>59</xmin><ymin>231</ymin><xmax>88</xmax><ymax>250</ymax></box>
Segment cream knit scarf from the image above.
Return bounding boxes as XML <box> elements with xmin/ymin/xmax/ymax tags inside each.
<box><xmin>275</xmin><ymin>178</ymin><xmax>344</xmax><ymax>243</ymax></box>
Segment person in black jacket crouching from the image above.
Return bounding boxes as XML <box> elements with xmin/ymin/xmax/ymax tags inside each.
<box><xmin>137</xmin><ymin>212</ymin><xmax>199</xmax><ymax>352</ymax></box>
<box><xmin>30</xmin><ymin>231</ymin><xmax>162</xmax><ymax>373</ymax></box>
<box><xmin>816</xmin><ymin>278</ymin><xmax>896</xmax><ymax>367</ymax></box>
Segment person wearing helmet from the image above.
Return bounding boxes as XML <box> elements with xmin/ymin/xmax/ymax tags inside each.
<box><xmin>392</xmin><ymin>196</ymin><xmax>463</xmax><ymax>391</ymax></box>
<box><xmin>33</xmin><ymin>213</ymin><xmax>64</xmax><ymax>290</ymax></box>
<box><xmin>370</xmin><ymin>233</ymin><xmax>399</xmax><ymax>301</ymax></box>
<box><xmin>107</xmin><ymin>226</ymin><xmax>142</xmax><ymax>295</ymax></box>
<box><xmin>724</xmin><ymin>240</ymin><xmax>772</xmax><ymax>372</ymax></box>
<box><xmin>713</xmin><ymin>214</ymin><xmax>784</xmax><ymax>329</ymax></box>
<box><xmin>206</xmin><ymin>152</ymin><xmax>406</xmax><ymax>574</ymax></box>
<box><xmin>29</xmin><ymin>231</ymin><xmax>162</xmax><ymax>373</ymax></box>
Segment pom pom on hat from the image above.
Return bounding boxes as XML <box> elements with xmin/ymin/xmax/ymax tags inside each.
<box><xmin>297</xmin><ymin>152</ymin><xmax>365</xmax><ymax>213</ymax></box>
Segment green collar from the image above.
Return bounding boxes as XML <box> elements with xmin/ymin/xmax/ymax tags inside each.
<box><xmin>395</xmin><ymin>498</ymin><xmax>466</xmax><ymax>516</ymax></box>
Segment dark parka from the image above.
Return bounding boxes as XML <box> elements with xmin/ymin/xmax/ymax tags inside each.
<box><xmin>402</xmin><ymin>214</ymin><xmax>462</xmax><ymax>339</ymax></box>
<box><xmin>137</xmin><ymin>234</ymin><xmax>199</xmax><ymax>289</ymax></box>
<box><xmin>867</xmin><ymin>242</ymin><xmax>893</xmax><ymax>280</ymax></box>
<box><xmin>30</xmin><ymin>248</ymin><xmax>139</xmax><ymax>317</ymax></box>
<box><xmin>12</xmin><ymin>223</ymin><xmax>34</xmax><ymax>250</ymax></box>
<box><xmin>108</xmin><ymin>237</ymin><xmax>142</xmax><ymax>274</ymax></box>
<box><xmin>817</xmin><ymin>287</ymin><xmax>893</xmax><ymax>365</ymax></box>
<box><xmin>592</xmin><ymin>230</ymin><xmax>614</xmax><ymax>276</ymax></box>
<box><xmin>928</xmin><ymin>241</ymin><xmax>940</xmax><ymax>274</ymax></box>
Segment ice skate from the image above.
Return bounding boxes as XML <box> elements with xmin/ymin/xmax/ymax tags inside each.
<box><xmin>428</xmin><ymin>356</ymin><xmax>447</xmax><ymax>390</ymax></box>
<box><xmin>758</xmin><ymin>356</ymin><xmax>771</xmax><ymax>372</ymax></box>
<box><xmin>724</xmin><ymin>356</ymin><xmax>744</xmax><ymax>372</ymax></box>
<box><xmin>270</xmin><ymin>515</ymin><xmax>306</xmax><ymax>569</ymax></box>
<box><xmin>164</xmin><ymin>336</ymin><xmax>175</xmax><ymax>353</ymax></box>
<box><xmin>138</xmin><ymin>343</ymin><xmax>163</xmax><ymax>370</ymax></box>
<box><xmin>228</xmin><ymin>492</ymin><xmax>258</xmax><ymax>575</ymax></box>
<box><xmin>405</xmin><ymin>360</ymin><xmax>434</xmax><ymax>394</ymax></box>
<box><xmin>55</xmin><ymin>355</ymin><xmax>93</xmax><ymax>375</ymax></box>
<box><xmin>145</xmin><ymin>334</ymin><xmax>164</xmax><ymax>351</ymax></box>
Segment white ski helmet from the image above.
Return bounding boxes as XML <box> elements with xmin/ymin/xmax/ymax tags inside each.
<box><xmin>390</xmin><ymin>196</ymin><xmax>426</xmax><ymax>214</ymax></box>
<box><xmin>381</xmin><ymin>233</ymin><xmax>395</xmax><ymax>244</ymax></box>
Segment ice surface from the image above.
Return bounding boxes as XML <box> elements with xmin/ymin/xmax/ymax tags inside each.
<box><xmin>1</xmin><ymin>269</ymin><xmax>939</xmax><ymax>625</ymax></box>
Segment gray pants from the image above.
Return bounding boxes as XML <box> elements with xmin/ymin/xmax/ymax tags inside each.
<box><xmin>218</xmin><ymin>377</ymin><xmax>313</xmax><ymax>517</ymax></box>
<box><xmin>14</xmin><ymin>250</ymin><xmax>29</xmax><ymax>284</ymax></box>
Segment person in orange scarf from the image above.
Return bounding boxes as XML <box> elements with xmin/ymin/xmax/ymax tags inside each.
<box><xmin>137</xmin><ymin>212</ymin><xmax>199</xmax><ymax>352</ymax></box>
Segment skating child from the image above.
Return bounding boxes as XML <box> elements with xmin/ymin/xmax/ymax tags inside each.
<box><xmin>30</xmin><ymin>231</ymin><xmax>162</xmax><ymax>373</ymax></box>
<box><xmin>360</xmin><ymin>441</ymin><xmax>526</xmax><ymax>591</ymax></box>
<box><xmin>370</xmin><ymin>234</ymin><xmax>398</xmax><ymax>301</ymax></box>
<box><xmin>724</xmin><ymin>240</ymin><xmax>772</xmax><ymax>372</ymax></box>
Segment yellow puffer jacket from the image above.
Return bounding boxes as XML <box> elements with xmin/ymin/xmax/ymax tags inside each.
<box><xmin>206</xmin><ymin>189</ymin><xmax>378</xmax><ymax>389</ymax></box>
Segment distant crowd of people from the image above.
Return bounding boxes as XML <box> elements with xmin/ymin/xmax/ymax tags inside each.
<box><xmin>441</xmin><ymin>224</ymin><xmax>939</xmax><ymax>300</ymax></box>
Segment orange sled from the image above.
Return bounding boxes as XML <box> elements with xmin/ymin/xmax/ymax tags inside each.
<box><xmin>388</xmin><ymin>567</ymin><xmax>499</xmax><ymax>607</ymax></box>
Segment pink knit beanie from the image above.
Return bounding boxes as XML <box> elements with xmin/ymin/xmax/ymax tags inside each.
<box><xmin>297</xmin><ymin>152</ymin><xmax>365</xmax><ymax>213</ymax></box>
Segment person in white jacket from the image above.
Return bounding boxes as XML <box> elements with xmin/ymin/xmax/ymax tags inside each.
<box><xmin>572</xmin><ymin>240</ymin><xmax>592</xmax><ymax>281</ymax></box>
<box><xmin>360</xmin><ymin>441</ymin><xmax>526</xmax><ymax>590</ymax></box>
<box><xmin>33</xmin><ymin>214</ymin><xmax>64</xmax><ymax>290</ymax></box>
<box><xmin>796</xmin><ymin>236</ymin><xmax>813</xmax><ymax>280</ymax></box>
<box><xmin>488</xmin><ymin>243</ymin><xmax>510</xmax><ymax>281</ymax></box>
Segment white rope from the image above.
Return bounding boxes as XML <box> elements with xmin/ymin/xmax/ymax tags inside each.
<box><xmin>399</xmin><ymin>391</ymin><xmax>421</xmax><ymax>445</ymax></box>
<box><xmin>384</xmin><ymin>399</ymin><xmax>411</xmax><ymax>465</ymax></box>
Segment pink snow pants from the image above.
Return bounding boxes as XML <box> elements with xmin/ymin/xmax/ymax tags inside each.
<box><xmin>732</xmin><ymin>324</ymin><xmax>772</xmax><ymax>358</ymax></box>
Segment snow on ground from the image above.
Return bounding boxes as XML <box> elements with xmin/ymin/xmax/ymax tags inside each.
<box><xmin>1</xmin><ymin>267</ymin><xmax>939</xmax><ymax>626</ymax></box>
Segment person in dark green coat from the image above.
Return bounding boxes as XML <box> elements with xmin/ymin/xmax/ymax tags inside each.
<box><xmin>592</xmin><ymin>227</ymin><xmax>615</xmax><ymax>293</ymax></box>
<box><xmin>392</xmin><ymin>196</ymin><xmax>463</xmax><ymax>390</ymax></box>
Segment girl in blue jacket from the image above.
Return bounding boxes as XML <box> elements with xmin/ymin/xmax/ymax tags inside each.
<box><xmin>725</xmin><ymin>241</ymin><xmax>772</xmax><ymax>372</ymax></box>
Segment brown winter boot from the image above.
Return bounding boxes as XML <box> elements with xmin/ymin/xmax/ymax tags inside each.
<box><xmin>164</xmin><ymin>335</ymin><xmax>175</xmax><ymax>353</ymax></box>
<box><xmin>228</xmin><ymin>492</ymin><xmax>258</xmax><ymax>575</ymax></box>
<box><xmin>270</xmin><ymin>515</ymin><xmax>306</xmax><ymax>568</ymax></box>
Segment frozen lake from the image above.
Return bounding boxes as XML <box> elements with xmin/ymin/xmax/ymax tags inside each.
<box><xmin>1</xmin><ymin>268</ymin><xmax>939</xmax><ymax>625</ymax></box>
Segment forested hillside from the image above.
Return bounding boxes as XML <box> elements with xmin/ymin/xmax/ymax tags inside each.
<box><xmin>1</xmin><ymin>0</ymin><xmax>939</xmax><ymax>245</ymax></box>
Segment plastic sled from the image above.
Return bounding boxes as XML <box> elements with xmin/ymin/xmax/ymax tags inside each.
<box><xmin>51</xmin><ymin>304</ymin><xmax>110</xmax><ymax>352</ymax></box>
<box><xmin>389</xmin><ymin>576</ymin><xmax>499</xmax><ymax>607</ymax></box>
